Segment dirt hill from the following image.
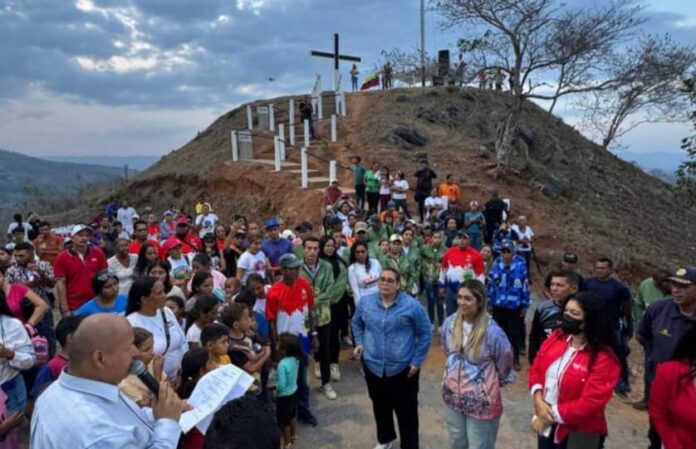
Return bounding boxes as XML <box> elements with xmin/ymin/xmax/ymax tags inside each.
<box><xmin>85</xmin><ymin>87</ymin><xmax>696</xmax><ymax>280</ymax></box>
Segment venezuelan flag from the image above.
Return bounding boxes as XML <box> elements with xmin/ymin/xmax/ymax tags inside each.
<box><xmin>360</xmin><ymin>72</ymin><xmax>380</xmax><ymax>91</ymax></box>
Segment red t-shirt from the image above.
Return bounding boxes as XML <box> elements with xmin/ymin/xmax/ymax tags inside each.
<box><xmin>265</xmin><ymin>278</ymin><xmax>315</xmax><ymax>336</ymax></box>
<box><xmin>53</xmin><ymin>247</ymin><xmax>108</xmax><ymax>311</ymax></box>
<box><xmin>163</xmin><ymin>234</ymin><xmax>202</xmax><ymax>255</ymax></box>
<box><xmin>5</xmin><ymin>284</ymin><xmax>29</xmax><ymax>322</ymax></box>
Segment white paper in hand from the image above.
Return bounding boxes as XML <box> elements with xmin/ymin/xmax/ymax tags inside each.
<box><xmin>178</xmin><ymin>364</ymin><xmax>254</xmax><ymax>433</ymax></box>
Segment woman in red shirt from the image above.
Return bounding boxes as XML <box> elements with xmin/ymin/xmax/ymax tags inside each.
<box><xmin>649</xmin><ymin>325</ymin><xmax>696</xmax><ymax>449</ymax></box>
<box><xmin>529</xmin><ymin>292</ymin><xmax>620</xmax><ymax>449</ymax></box>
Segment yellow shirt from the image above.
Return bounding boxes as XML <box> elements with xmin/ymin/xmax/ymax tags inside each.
<box><xmin>214</xmin><ymin>354</ymin><xmax>231</xmax><ymax>367</ymax></box>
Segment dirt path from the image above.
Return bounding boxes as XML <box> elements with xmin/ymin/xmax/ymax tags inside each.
<box><xmin>297</xmin><ymin>299</ymin><xmax>650</xmax><ymax>449</ymax></box>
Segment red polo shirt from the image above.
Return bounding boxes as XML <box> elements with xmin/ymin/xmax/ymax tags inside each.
<box><xmin>53</xmin><ymin>246</ymin><xmax>108</xmax><ymax>311</ymax></box>
<box><xmin>163</xmin><ymin>234</ymin><xmax>201</xmax><ymax>255</ymax></box>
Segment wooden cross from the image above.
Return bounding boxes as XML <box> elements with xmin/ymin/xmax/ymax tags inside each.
<box><xmin>310</xmin><ymin>33</ymin><xmax>361</xmax><ymax>92</ymax></box>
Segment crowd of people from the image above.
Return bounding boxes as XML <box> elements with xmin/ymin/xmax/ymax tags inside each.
<box><xmin>0</xmin><ymin>162</ymin><xmax>694</xmax><ymax>449</ymax></box>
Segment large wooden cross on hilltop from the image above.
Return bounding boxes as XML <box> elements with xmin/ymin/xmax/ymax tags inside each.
<box><xmin>310</xmin><ymin>33</ymin><xmax>361</xmax><ymax>92</ymax></box>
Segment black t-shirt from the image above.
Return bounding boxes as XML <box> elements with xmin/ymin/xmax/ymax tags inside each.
<box><xmin>228</xmin><ymin>335</ymin><xmax>252</xmax><ymax>369</ymax></box>
<box><xmin>413</xmin><ymin>169</ymin><xmax>437</xmax><ymax>194</ymax></box>
<box><xmin>484</xmin><ymin>198</ymin><xmax>507</xmax><ymax>224</ymax></box>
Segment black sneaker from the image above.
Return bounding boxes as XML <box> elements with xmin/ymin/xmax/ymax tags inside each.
<box><xmin>513</xmin><ymin>361</ymin><xmax>522</xmax><ymax>372</ymax></box>
<box><xmin>299</xmin><ymin>413</ymin><xmax>318</xmax><ymax>427</ymax></box>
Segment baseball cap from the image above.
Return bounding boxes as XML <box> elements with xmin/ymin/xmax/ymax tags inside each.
<box><xmin>501</xmin><ymin>240</ymin><xmax>515</xmax><ymax>251</ymax></box>
<box><xmin>281</xmin><ymin>230</ymin><xmax>296</xmax><ymax>240</ymax></box>
<box><xmin>669</xmin><ymin>266</ymin><xmax>696</xmax><ymax>285</ymax></box>
<box><xmin>279</xmin><ymin>253</ymin><xmax>302</xmax><ymax>269</ymax></box>
<box><xmin>176</xmin><ymin>217</ymin><xmax>190</xmax><ymax>225</ymax></box>
<box><xmin>387</xmin><ymin>200</ymin><xmax>396</xmax><ymax>210</ymax></box>
<box><xmin>327</xmin><ymin>216</ymin><xmax>343</xmax><ymax>226</ymax></box>
<box><xmin>265</xmin><ymin>218</ymin><xmax>280</xmax><ymax>229</ymax></box>
<box><xmin>295</xmin><ymin>222</ymin><xmax>313</xmax><ymax>232</ymax></box>
<box><xmin>456</xmin><ymin>229</ymin><xmax>469</xmax><ymax>238</ymax></box>
<box><xmin>563</xmin><ymin>252</ymin><xmax>578</xmax><ymax>264</ymax></box>
<box><xmin>71</xmin><ymin>224</ymin><xmax>94</xmax><ymax>237</ymax></box>
<box><xmin>389</xmin><ymin>234</ymin><xmax>402</xmax><ymax>243</ymax></box>
<box><xmin>163</xmin><ymin>239</ymin><xmax>182</xmax><ymax>252</ymax></box>
<box><xmin>354</xmin><ymin>222</ymin><xmax>368</xmax><ymax>233</ymax></box>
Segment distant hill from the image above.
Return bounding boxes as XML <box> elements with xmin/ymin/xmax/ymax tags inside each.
<box><xmin>43</xmin><ymin>155</ymin><xmax>159</xmax><ymax>171</ymax></box>
<box><xmin>616</xmin><ymin>150</ymin><xmax>686</xmax><ymax>174</ymax></box>
<box><xmin>0</xmin><ymin>149</ymin><xmax>129</xmax><ymax>228</ymax></box>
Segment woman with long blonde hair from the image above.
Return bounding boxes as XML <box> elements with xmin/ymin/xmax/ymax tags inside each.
<box><xmin>441</xmin><ymin>279</ymin><xmax>514</xmax><ymax>449</ymax></box>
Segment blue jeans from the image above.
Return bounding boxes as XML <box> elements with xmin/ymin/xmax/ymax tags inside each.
<box><xmin>1</xmin><ymin>375</ymin><xmax>27</xmax><ymax>413</ymax></box>
<box><xmin>445</xmin><ymin>408</ymin><xmax>500</xmax><ymax>449</ymax></box>
<box><xmin>445</xmin><ymin>286</ymin><xmax>459</xmax><ymax>317</ymax></box>
<box><xmin>296</xmin><ymin>357</ymin><xmax>313</xmax><ymax>420</ymax></box>
<box><xmin>423</xmin><ymin>282</ymin><xmax>444</xmax><ymax>327</ymax></box>
<box><xmin>468</xmin><ymin>231</ymin><xmax>483</xmax><ymax>251</ymax></box>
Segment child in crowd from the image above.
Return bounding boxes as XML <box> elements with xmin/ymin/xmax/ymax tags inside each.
<box><xmin>185</xmin><ymin>295</ymin><xmax>219</xmax><ymax>348</ymax></box>
<box><xmin>119</xmin><ymin>328</ymin><xmax>165</xmax><ymax>406</ymax></box>
<box><xmin>185</xmin><ymin>272</ymin><xmax>214</xmax><ymax>313</ymax></box>
<box><xmin>201</xmin><ymin>323</ymin><xmax>231</xmax><ymax>368</ymax></box>
<box><xmin>164</xmin><ymin>295</ymin><xmax>186</xmax><ymax>327</ymax></box>
<box><xmin>220</xmin><ymin>303</ymin><xmax>271</xmax><ymax>391</ymax></box>
<box><xmin>224</xmin><ymin>277</ymin><xmax>241</xmax><ymax>305</ymax></box>
<box><xmin>178</xmin><ymin>347</ymin><xmax>216</xmax><ymax>449</ymax></box>
<box><xmin>276</xmin><ymin>333</ymin><xmax>303</xmax><ymax>449</ymax></box>
<box><xmin>235</xmin><ymin>288</ymin><xmax>270</xmax><ymax>341</ymax></box>
<box><xmin>27</xmin><ymin>316</ymin><xmax>83</xmax><ymax>416</ymax></box>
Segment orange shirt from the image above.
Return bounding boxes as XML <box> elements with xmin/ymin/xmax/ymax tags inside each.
<box><xmin>438</xmin><ymin>183</ymin><xmax>461</xmax><ymax>202</ymax></box>
<box><xmin>380</xmin><ymin>211</ymin><xmax>400</xmax><ymax>223</ymax></box>
<box><xmin>33</xmin><ymin>234</ymin><xmax>64</xmax><ymax>265</ymax></box>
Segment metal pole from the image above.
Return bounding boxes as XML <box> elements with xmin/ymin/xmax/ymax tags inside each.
<box><xmin>246</xmin><ymin>105</ymin><xmax>253</xmax><ymax>129</ymax></box>
<box><xmin>289</xmin><ymin>99</ymin><xmax>296</xmax><ymax>145</ymax></box>
<box><xmin>304</xmin><ymin>119</ymin><xmax>310</xmax><ymax>148</ymax></box>
<box><xmin>269</xmin><ymin>104</ymin><xmax>275</xmax><ymax>132</ymax></box>
<box><xmin>331</xmin><ymin>115</ymin><xmax>337</xmax><ymax>142</ymax></box>
<box><xmin>301</xmin><ymin>147</ymin><xmax>309</xmax><ymax>188</ymax></box>
<box><xmin>231</xmin><ymin>131</ymin><xmax>238</xmax><ymax>161</ymax></box>
<box><xmin>279</xmin><ymin>123</ymin><xmax>286</xmax><ymax>160</ymax></box>
<box><xmin>420</xmin><ymin>0</ymin><xmax>426</xmax><ymax>87</ymax></box>
<box><xmin>274</xmin><ymin>137</ymin><xmax>281</xmax><ymax>171</ymax></box>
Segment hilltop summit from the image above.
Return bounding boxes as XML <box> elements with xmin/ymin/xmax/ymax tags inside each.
<box><xmin>91</xmin><ymin>87</ymin><xmax>696</xmax><ymax>278</ymax></box>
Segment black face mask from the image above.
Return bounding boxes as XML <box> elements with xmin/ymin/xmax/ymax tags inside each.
<box><xmin>560</xmin><ymin>314</ymin><xmax>583</xmax><ymax>335</ymax></box>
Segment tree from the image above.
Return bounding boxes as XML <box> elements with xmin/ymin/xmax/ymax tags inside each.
<box><xmin>578</xmin><ymin>34</ymin><xmax>696</xmax><ymax>150</ymax></box>
<box><xmin>676</xmin><ymin>74</ymin><xmax>696</xmax><ymax>206</ymax></box>
<box><xmin>434</xmin><ymin>0</ymin><xmax>644</xmax><ymax>171</ymax></box>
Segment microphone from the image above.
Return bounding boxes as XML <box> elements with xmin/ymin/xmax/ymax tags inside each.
<box><xmin>128</xmin><ymin>360</ymin><xmax>160</xmax><ymax>398</ymax></box>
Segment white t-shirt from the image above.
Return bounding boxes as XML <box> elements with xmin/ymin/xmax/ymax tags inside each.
<box><xmin>117</xmin><ymin>207</ymin><xmax>138</xmax><ymax>234</ymax></box>
<box><xmin>237</xmin><ymin>251</ymin><xmax>267</xmax><ymax>283</ymax></box>
<box><xmin>195</xmin><ymin>213</ymin><xmax>219</xmax><ymax>238</ymax></box>
<box><xmin>511</xmin><ymin>224</ymin><xmax>534</xmax><ymax>252</ymax></box>
<box><xmin>168</xmin><ymin>255</ymin><xmax>193</xmax><ymax>279</ymax></box>
<box><xmin>107</xmin><ymin>254</ymin><xmax>138</xmax><ymax>295</ymax></box>
<box><xmin>392</xmin><ymin>179</ymin><xmax>409</xmax><ymax>200</ymax></box>
<box><xmin>126</xmin><ymin>307</ymin><xmax>188</xmax><ymax>380</ymax></box>
<box><xmin>424</xmin><ymin>196</ymin><xmax>444</xmax><ymax>215</ymax></box>
<box><xmin>185</xmin><ymin>323</ymin><xmax>202</xmax><ymax>345</ymax></box>
<box><xmin>377</xmin><ymin>172</ymin><xmax>392</xmax><ymax>195</ymax></box>
<box><xmin>7</xmin><ymin>222</ymin><xmax>32</xmax><ymax>240</ymax></box>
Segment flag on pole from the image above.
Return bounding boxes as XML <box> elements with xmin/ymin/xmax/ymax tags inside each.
<box><xmin>360</xmin><ymin>72</ymin><xmax>380</xmax><ymax>91</ymax></box>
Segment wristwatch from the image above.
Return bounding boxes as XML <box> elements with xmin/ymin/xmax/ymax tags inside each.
<box><xmin>311</xmin><ymin>331</ymin><xmax>318</xmax><ymax>337</ymax></box>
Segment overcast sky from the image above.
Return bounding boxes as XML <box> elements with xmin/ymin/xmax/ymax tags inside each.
<box><xmin>0</xmin><ymin>0</ymin><xmax>694</xmax><ymax>158</ymax></box>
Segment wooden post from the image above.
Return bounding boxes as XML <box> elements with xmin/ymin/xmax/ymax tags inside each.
<box><xmin>278</xmin><ymin>123</ymin><xmax>286</xmax><ymax>160</ymax></box>
<box><xmin>329</xmin><ymin>160</ymin><xmax>337</xmax><ymax>183</ymax></box>
<box><xmin>304</xmin><ymin>119</ymin><xmax>310</xmax><ymax>148</ymax></box>
<box><xmin>301</xmin><ymin>147</ymin><xmax>308</xmax><ymax>188</ymax></box>
<box><xmin>289</xmin><ymin>99</ymin><xmax>295</xmax><ymax>146</ymax></box>
<box><xmin>269</xmin><ymin>103</ymin><xmax>275</xmax><ymax>132</ymax></box>
<box><xmin>274</xmin><ymin>136</ymin><xmax>281</xmax><ymax>172</ymax></box>
<box><xmin>330</xmin><ymin>115</ymin><xmax>337</xmax><ymax>142</ymax></box>
<box><xmin>246</xmin><ymin>105</ymin><xmax>253</xmax><ymax>129</ymax></box>
<box><xmin>231</xmin><ymin>130</ymin><xmax>238</xmax><ymax>161</ymax></box>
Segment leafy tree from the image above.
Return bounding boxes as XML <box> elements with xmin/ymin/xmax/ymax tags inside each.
<box><xmin>676</xmin><ymin>74</ymin><xmax>696</xmax><ymax>205</ymax></box>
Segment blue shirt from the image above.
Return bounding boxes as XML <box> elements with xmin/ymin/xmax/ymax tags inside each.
<box><xmin>261</xmin><ymin>238</ymin><xmax>293</xmax><ymax>268</ymax></box>
<box><xmin>353</xmin><ymin>164</ymin><xmax>366</xmax><ymax>186</ymax></box>
<box><xmin>276</xmin><ymin>356</ymin><xmax>299</xmax><ymax>397</ymax></box>
<box><xmin>31</xmin><ymin>371</ymin><xmax>181</xmax><ymax>448</ymax></box>
<box><xmin>254</xmin><ymin>311</ymin><xmax>270</xmax><ymax>339</ymax></box>
<box><xmin>487</xmin><ymin>255</ymin><xmax>530</xmax><ymax>309</ymax></box>
<box><xmin>74</xmin><ymin>294</ymin><xmax>128</xmax><ymax>317</ymax></box>
<box><xmin>585</xmin><ymin>277</ymin><xmax>632</xmax><ymax>334</ymax></box>
<box><xmin>464</xmin><ymin>212</ymin><xmax>484</xmax><ymax>233</ymax></box>
<box><xmin>352</xmin><ymin>291</ymin><xmax>432</xmax><ymax>377</ymax></box>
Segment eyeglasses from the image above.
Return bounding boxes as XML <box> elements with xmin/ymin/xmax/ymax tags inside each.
<box><xmin>378</xmin><ymin>277</ymin><xmax>397</xmax><ymax>284</ymax></box>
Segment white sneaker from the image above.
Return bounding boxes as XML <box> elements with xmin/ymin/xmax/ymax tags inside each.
<box><xmin>313</xmin><ymin>361</ymin><xmax>321</xmax><ymax>379</ymax></box>
<box><xmin>320</xmin><ymin>383</ymin><xmax>337</xmax><ymax>400</ymax></box>
<box><xmin>373</xmin><ymin>441</ymin><xmax>394</xmax><ymax>449</ymax></box>
<box><xmin>330</xmin><ymin>363</ymin><xmax>341</xmax><ymax>382</ymax></box>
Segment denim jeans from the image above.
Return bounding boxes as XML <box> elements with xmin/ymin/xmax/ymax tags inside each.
<box><xmin>445</xmin><ymin>287</ymin><xmax>459</xmax><ymax>317</ymax></box>
<box><xmin>468</xmin><ymin>231</ymin><xmax>483</xmax><ymax>251</ymax></box>
<box><xmin>296</xmin><ymin>357</ymin><xmax>312</xmax><ymax>420</ymax></box>
<box><xmin>445</xmin><ymin>408</ymin><xmax>500</xmax><ymax>449</ymax></box>
<box><xmin>1</xmin><ymin>375</ymin><xmax>27</xmax><ymax>413</ymax></box>
<box><xmin>423</xmin><ymin>282</ymin><xmax>444</xmax><ymax>327</ymax></box>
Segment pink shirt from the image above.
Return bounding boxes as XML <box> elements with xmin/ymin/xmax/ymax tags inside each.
<box><xmin>5</xmin><ymin>284</ymin><xmax>29</xmax><ymax>323</ymax></box>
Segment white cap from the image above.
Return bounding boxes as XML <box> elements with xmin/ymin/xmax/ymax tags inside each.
<box><xmin>71</xmin><ymin>224</ymin><xmax>93</xmax><ymax>237</ymax></box>
<box><xmin>281</xmin><ymin>229</ymin><xmax>296</xmax><ymax>240</ymax></box>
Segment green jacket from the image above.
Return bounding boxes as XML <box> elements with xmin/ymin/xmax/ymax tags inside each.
<box><xmin>323</xmin><ymin>259</ymin><xmax>348</xmax><ymax>304</ymax></box>
<box><xmin>402</xmin><ymin>244</ymin><xmax>421</xmax><ymax>281</ymax></box>
<box><xmin>421</xmin><ymin>243</ymin><xmax>446</xmax><ymax>284</ymax></box>
<box><xmin>293</xmin><ymin>243</ymin><xmax>304</xmax><ymax>259</ymax></box>
<box><xmin>368</xmin><ymin>226</ymin><xmax>389</xmax><ymax>243</ymax></box>
<box><xmin>382</xmin><ymin>251</ymin><xmax>420</xmax><ymax>294</ymax></box>
<box><xmin>300</xmin><ymin>259</ymin><xmax>334</xmax><ymax>327</ymax></box>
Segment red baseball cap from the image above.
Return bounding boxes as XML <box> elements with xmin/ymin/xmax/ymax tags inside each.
<box><xmin>176</xmin><ymin>217</ymin><xmax>190</xmax><ymax>225</ymax></box>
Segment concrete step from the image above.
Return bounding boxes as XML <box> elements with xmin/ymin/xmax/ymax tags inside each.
<box><xmin>243</xmin><ymin>158</ymin><xmax>300</xmax><ymax>168</ymax></box>
<box><xmin>287</xmin><ymin>169</ymin><xmax>319</xmax><ymax>175</ymax></box>
<box><xmin>307</xmin><ymin>176</ymin><xmax>331</xmax><ymax>186</ymax></box>
<box><xmin>311</xmin><ymin>187</ymin><xmax>356</xmax><ymax>194</ymax></box>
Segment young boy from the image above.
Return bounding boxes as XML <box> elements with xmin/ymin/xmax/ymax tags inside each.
<box><xmin>27</xmin><ymin>316</ymin><xmax>83</xmax><ymax>415</ymax></box>
<box><xmin>220</xmin><ymin>303</ymin><xmax>271</xmax><ymax>387</ymax></box>
<box><xmin>201</xmin><ymin>323</ymin><xmax>231</xmax><ymax>367</ymax></box>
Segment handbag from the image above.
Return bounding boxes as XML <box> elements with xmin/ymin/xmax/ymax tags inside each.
<box><xmin>567</xmin><ymin>431</ymin><xmax>601</xmax><ymax>449</ymax></box>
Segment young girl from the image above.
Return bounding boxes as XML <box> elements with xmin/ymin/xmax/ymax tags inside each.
<box><xmin>276</xmin><ymin>333</ymin><xmax>303</xmax><ymax>449</ymax></box>
<box><xmin>185</xmin><ymin>272</ymin><xmax>214</xmax><ymax>312</ymax></box>
<box><xmin>178</xmin><ymin>347</ymin><xmax>217</xmax><ymax>449</ymax></box>
<box><xmin>185</xmin><ymin>295</ymin><xmax>219</xmax><ymax>348</ymax></box>
<box><xmin>119</xmin><ymin>327</ymin><xmax>165</xmax><ymax>405</ymax></box>
<box><xmin>200</xmin><ymin>234</ymin><xmax>224</xmax><ymax>273</ymax></box>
